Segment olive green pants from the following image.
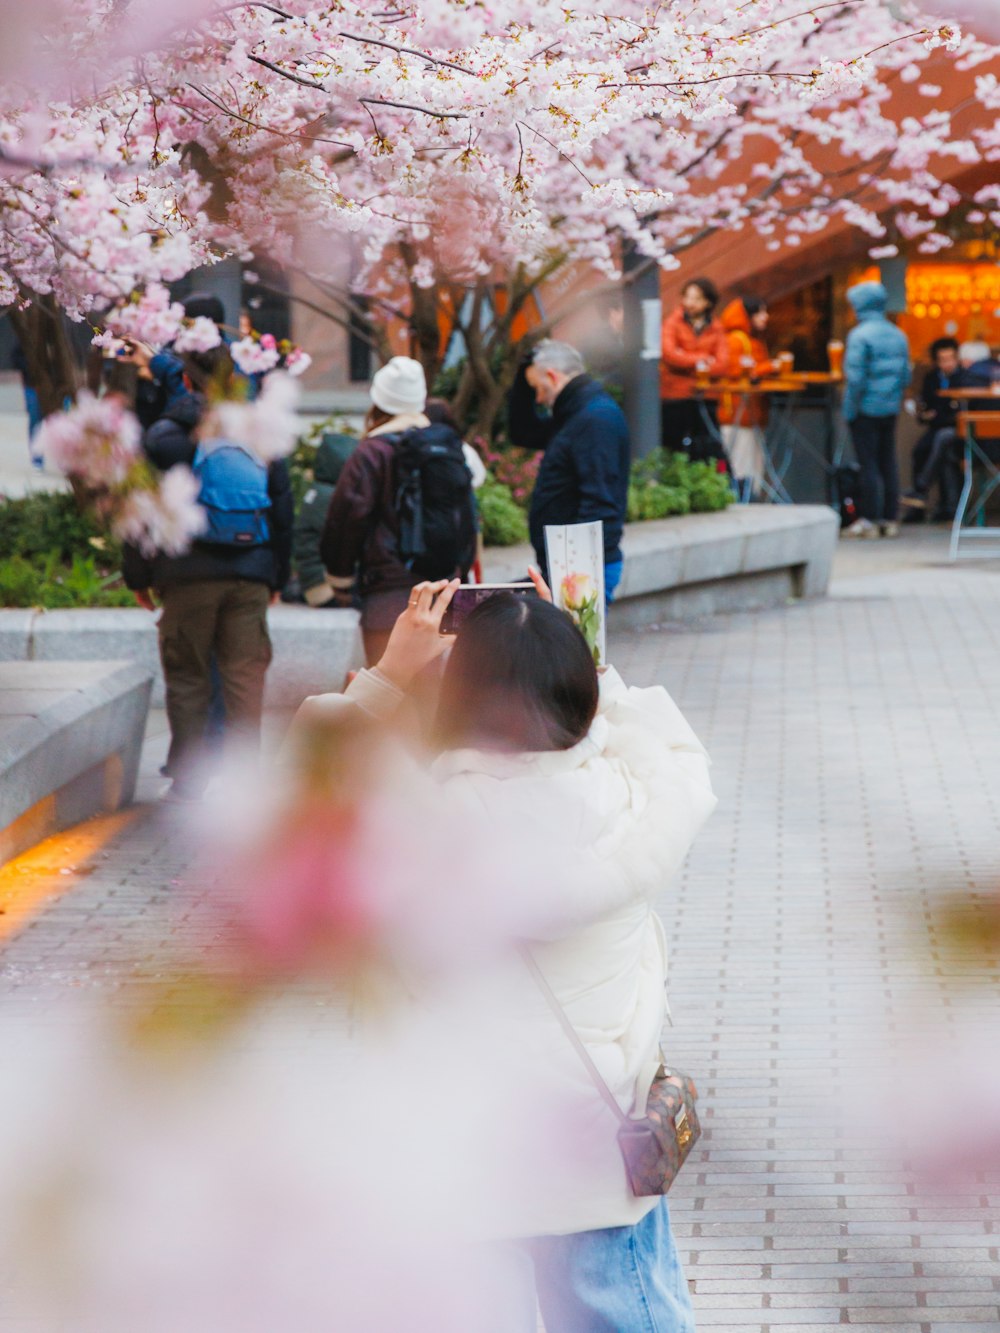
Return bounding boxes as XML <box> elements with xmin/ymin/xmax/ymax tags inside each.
<box><xmin>158</xmin><ymin>579</ymin><xmax>272</xmax><ymax>786</ymax></box>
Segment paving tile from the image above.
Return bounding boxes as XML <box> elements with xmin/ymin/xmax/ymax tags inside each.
<box><xmin>2</xmin><ymin>543</ymin><xmax>999</xmax><ymax>1324</ymax></box>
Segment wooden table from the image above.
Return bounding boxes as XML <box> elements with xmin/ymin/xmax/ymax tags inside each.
<box><xmin>692</xmin><ymin>374</ymin><xmax>847</xmax><ymax>504</ymax></box>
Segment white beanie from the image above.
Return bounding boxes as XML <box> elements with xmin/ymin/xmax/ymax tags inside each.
<box><xmin>370</xmin><ymin>356</ymin><xmax>427</xmax><ymax>416</ymax></box>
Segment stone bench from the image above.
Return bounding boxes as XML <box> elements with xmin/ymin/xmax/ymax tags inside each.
<box><xmin>485</xmin><ymin>504</ymin><xmax>840</xmax><ymax>630</ymax></box>
<box><xmin>0</xmin><ymin>505</ymin><xmax>838</xmax><ymax>706</ymax></box>
<box><xmin>0</xmin><ymin>661</ymin><xmax>153</xmax><ymax>866</ymax></box>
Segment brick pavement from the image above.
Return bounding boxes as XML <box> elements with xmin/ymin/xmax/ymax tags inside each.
<box><xmin>613</xmin><ymin>539</ymin><xmax>1000</xmax><ymax>1329</ymax></box>
<box><xmin>2</xmin><ymin>529</ymin><xmax>999</xmax><ymax>1328</ymax></box>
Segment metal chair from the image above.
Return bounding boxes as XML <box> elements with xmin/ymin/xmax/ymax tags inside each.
<box><xmin>949</xmin><ymin>411</ymin><xmax>1000</xmax><ymax>561</ymax></box>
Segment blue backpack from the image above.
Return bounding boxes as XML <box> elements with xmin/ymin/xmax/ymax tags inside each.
<box><xmin>192</xmin><ymin>438</ymin><xmax>271</xmax><ymax>547</ymax></box>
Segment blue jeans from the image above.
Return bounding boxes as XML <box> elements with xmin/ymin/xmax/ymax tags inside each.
<box><xmin>526</xmin><ymin>1199</ymin><xmax>695</xmax><ymax>1332</ymax></box>
<box><xmin>604</xmin><ymin>560</ymin><xmax>624</xmax><ymax>607</ymax></box>
<box><xmin>23</xmin><ymin>386</ymin><xmax>42</xmax><ymax>441</ymax></box>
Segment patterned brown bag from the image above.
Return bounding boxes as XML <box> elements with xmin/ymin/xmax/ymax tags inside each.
<box><xmin>522</xmin><ymin>948</ymin><xmax>701</xmax><ymax>1197</ymax></box>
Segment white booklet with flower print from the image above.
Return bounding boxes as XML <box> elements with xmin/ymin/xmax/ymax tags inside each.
<box><xmin>544</xmin><ymin>520</ymin><xmax>606</xmax><ymax>666</ymax></box>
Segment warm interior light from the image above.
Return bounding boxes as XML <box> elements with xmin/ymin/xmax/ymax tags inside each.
<box><xmin>0</xmin><ymin>809</ymin><xmax>139</xmax><ymax>943</ymax></box>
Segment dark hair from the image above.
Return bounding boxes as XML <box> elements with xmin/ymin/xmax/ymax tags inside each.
<box><xmin>741</xmin><ymin>295</ymin><xmax>767</xmax><ymax>318</ymax></box>
<box><xmin>684</xmin><ymin>277</ymin><xmax>719</xmax><ymax>312</ymax></box>
<box><xmin>364</xmin><ymin>405</ymin><xmax>394</xmax><ymax>435</ymax></box>
<box><xmin>930</xmin><ymin>336</ymin><xmax>960</xmax><ymax>360</ymax></box>
<box><xmin>183</xmin><ymin>292</ymin><xmax>226</xmax><ymax>326</ymax></box>
<box><xmin>181</xmin><ymin>344</ymin><xmax>235</xmax><ymax>395</ymax></box>
<box><xmin>425</xmin><ymin>397</ymin><xmax>460</xmax><ymax>431</ymax></box>
<box><xmin>435</xmin><ymin>594</ymin><xmax>599</xmax><ymax>753</ymax></box>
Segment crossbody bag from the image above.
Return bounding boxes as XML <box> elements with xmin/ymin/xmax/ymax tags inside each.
<box><xmin>522</xmin><ymin>948</ymin><xmax>702</xmax><ymax>1198</ymax></box>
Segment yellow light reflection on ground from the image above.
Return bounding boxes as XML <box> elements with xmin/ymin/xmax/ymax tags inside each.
<box><xmin>0</xmin><ymin>809</ymin><xmax>141</xmax><ymax>944</ymax></box>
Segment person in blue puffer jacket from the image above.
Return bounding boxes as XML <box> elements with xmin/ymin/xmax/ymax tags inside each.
<box><xmin>842</xmin><ymin>281</ymin><xmax>912</xmax><ymax>539</ymax></box>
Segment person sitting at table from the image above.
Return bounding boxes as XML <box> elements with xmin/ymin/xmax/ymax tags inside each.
<box><xmin>717</xmin><ymin>295</ymin><xmax>777</xmax><ymax>494</ymax></box>
<box><xmin>900</xmin><ymin>337</ymin><xmax>969</xmax><ymax>523</ymax></box>
<box><xmin>963</xmin><ymin>340</ymin><xmax>1000</xmax><ymax>389</ymax></box>
<box><xmin>959</xmin><ymin>340</ymin><xmax>992</xmax><ymax>374</ymax></box>
<box><xmin>660</xmin><ymin>278</ymin><xmax>729</xmax><ymax>464</ymax></box>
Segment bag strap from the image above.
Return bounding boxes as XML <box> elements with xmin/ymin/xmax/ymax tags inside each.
<box><xmin>519</xmin><ymin>945</ymin><xmax>629</xmax><ymax>1127</ymax></box>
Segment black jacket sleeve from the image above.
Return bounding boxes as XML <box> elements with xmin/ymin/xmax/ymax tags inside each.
<box><xmin>267</xmin><ymin>460</ymin><xmax>294</xmax><ymax>591</ymax></box>
<box><xmin>320</xmin><ymin>444</ymin><xmax>384</xmax><ymax>586</ymax></box>
<box><xmin>121</xmin><ymin>542</ymin><xmax>153</xmax><ymax>591</ymax></box>
<box><xmin>507</xmin><ymin>363</ymin><xmax>556</xmax><ymax>453</ymax></box>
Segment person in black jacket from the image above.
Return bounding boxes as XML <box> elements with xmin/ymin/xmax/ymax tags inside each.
<box><xmin>123</xmin><ymin>348</ymin><xmax>293</xmax><ymax>799</ymax></box>
<box><xmin>293</xmin><ymin>432</ymin><xmax>357</xmax><ymax>606</ymax></box>
<box><xmin>320</xmin><ymin>357</ymin><xmax>475</xmax><ymax>665</ymax></box>
<box><xmin>519</xmin><ymin>340</ymin><xmax>630</xmax><ymax>601</ymax></box>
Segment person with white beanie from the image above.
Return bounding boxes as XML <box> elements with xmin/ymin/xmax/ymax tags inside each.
<box><xmin>321</xmin><ymin>356</ymin><xmax>477</xmax><ymax>664</ymax></box>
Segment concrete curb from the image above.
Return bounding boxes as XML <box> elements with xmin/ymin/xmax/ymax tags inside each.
<box><xmin>0</xmin><ymin>660</ymin><xmax>153</xmax><ymax>865</ymax></box>
<box><xmin>0</xmin><ymin>506</ymin><xmax>838</xmax><ymax>705</ymax></box>
<box><xmin>0</xmin><ymin>605</ymin><xmax>365</xmax><ymax>709</ymax></box>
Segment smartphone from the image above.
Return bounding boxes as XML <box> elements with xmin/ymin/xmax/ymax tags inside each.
<box><xmin>439</xmin><ymin>582</ymin><xmax>538</xmax><ymax>635</ymax></box>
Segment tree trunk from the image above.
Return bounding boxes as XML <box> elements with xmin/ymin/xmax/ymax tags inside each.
<box><xmin>399</xmin><ymin>242</ymin><xmax>445</xmax><ymax>385</ymax></box>
<box><xmin>9</xmin><ymin>297</ymin><xmax>79</xmax><ymax>419</ymax></box>
<box><xmin>408</xmin><ymin>280</ymin><xmax>443</xmax><ymax>385</ymax></box>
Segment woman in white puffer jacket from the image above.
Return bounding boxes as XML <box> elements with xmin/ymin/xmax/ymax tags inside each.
<box><xmin>293</xmin><ymin>575</ymin><xmax>716</xmax><ymax>1331</ymax></box>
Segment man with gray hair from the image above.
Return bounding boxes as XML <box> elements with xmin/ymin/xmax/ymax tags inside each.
<box><xmin>521</xmin><ymin>339</ymin><xmax>631</xmax><ymax>600</ymax></box>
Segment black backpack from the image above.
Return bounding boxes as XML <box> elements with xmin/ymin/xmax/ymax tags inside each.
<box><xmin>392</xmin><ymin>424</ymin><xmax>477</xmax><ymax>578</ymax></box>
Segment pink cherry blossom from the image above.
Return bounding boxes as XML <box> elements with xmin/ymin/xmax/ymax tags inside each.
<box><xmin>173</xmin><ymin>317</ymin><xmax>223</xmax><ymax>355</ymax></box>
<box><xmin>0</xmin><ymin>0</ymin><xmax>997</xmax><ymax>351</ymax></box>
<box><xmin>230</xmin><ymin>337</ymin><xmax>281</xmax><ymax>377</ymax></box>
<box><xmin>36</xmin><ymin>392</ymin><xmax>140</xmax><ymax>487</ymax></box>
<box><xmin>206</xmin><ymin>372</ymin><xmax>301</xmax><ymax>462</ymax></box>
<box><xmin>284</xmin><ymin>348</ymin><xmax>313</xmax><ymax>378</ymax></box>
<box><xmin>115</xmin><ymin>465</ymin><xmax>207</xmax><ymax>557</ymax></box>
<box><xmin>101</xmin><ymin>285</ymin><xmax>186</xmax><ymax>350</ymax></box>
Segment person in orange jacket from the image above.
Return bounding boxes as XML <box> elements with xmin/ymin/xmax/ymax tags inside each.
<box><xmin>717</xmin><ymin>296</ymin><xmax>777</xmax><ymax>491</ymax></box>
<box><xmin>660</xmin><ymin>278</ymin><xmax>729</xmax><ymax>461</ymax></box>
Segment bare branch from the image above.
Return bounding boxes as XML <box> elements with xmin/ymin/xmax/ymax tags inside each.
<box><xmin>359</xmin><ymin>97</ymin><xmax>468</xmax><ymax>120</ymax></box>
<box><xmin>336</xmin><ymin>32</ymin><xmax>475</xmax><ymax>76</ymax></box>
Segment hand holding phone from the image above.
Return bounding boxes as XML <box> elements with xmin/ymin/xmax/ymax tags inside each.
<box><xmin>377</xmin><ymin>579</ymin><xmax>460</xmax><ymax>689</ymax></box>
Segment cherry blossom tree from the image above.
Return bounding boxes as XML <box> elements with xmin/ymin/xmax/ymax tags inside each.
<box><xmin>2</xmin><ymin>0</ymin><xmax>1000</xmax><ymax>430</ymax></box>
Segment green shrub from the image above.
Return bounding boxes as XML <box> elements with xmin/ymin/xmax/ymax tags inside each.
<box><xmin>0</xmin><ymin>491</ymin><xmax>116</xmax><ymax>563</ymax></box>
<box><xmin>0</xmin><ymin>556</ymin><xmax>43</xmax><ymax>607</ymax></box>
<box><xmin>0</xmin><ymin>553</ymin><xmax>134</xmax><ymax>609</ymax></box>
<box><xmin>478</xmin><ymin>477</ymin><xmax>529</xmax><ymax>547</ymax></box>
<box><xmin>627</xmin><ymin>480</ymin><xmax>690</xmax><ymax>522</ymax></box>
<box><xmin>0</xmin><ymin>493</ymin><xmax>133</xmax><ymax>607</ymax></box>
<box><xmin>687</xmin><ymin>465</ymin><xmax>733</xmax><ymax>513</ymax></box>
<box><xmin>627</xmin><ymin>452</ymin><xmax>732</xmax><ymax>520</ymax></box>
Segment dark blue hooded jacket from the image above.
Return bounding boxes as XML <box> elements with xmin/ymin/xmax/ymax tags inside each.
<box><xmin>527</xmin><ymin>374</ymin><xmax>630</xmax><ymax>573</ymax></box>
